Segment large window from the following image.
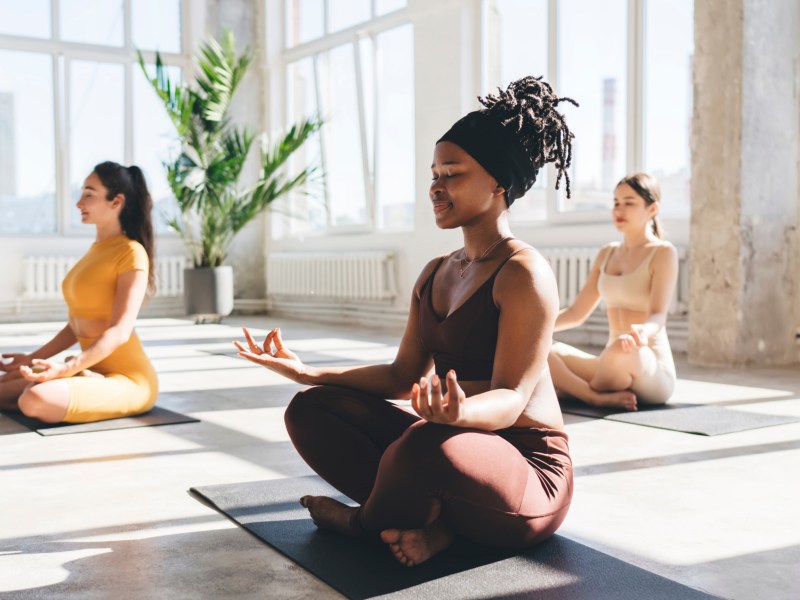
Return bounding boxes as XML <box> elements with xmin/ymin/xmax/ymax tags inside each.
<box><xmin>278</xmin><ymin>1</ymin><xmax>414</xmax><ymax>238</ymax></box>
<box><xmin>0</xmin><ymin>50</ymin><xmax>56</xmax><ymax>233</ymax></box>
<box><xmin>644</xmin><ymin>0</ymin><xmax>693</xmax><ymax>216</ymax></box>
<box><xmin>285</xmin><ymin>0</ymin><xmax>407</xmax><ymax>47</ymax></box>
<box><xmin>484</xmin><ymin>0</ymin><xmax>694</xmax><ymax>222</ymax></box>
<box><xmin>0</xmin><ymin>0</ymin><xmax>186</xmax><ymax>235</ymax></box>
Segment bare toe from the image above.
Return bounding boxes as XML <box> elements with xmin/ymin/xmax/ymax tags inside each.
<box><xmin>380</xmin><ymin>529</ymin><xmax>401</xmax><ymax>545</ymax></box>
<box><xmin>380</xmin><ymin>521</ymin><xmax>454</xmax><ymax>567</ymax></box>
<box><xmin>300</xmin><ymin>495</ymin><xmax>358</xmax><ymax>536</ymax></box>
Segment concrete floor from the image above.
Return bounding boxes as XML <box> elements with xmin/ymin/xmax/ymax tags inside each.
<box><xmin>1</xmin><ymin>316</ymin><xmax>798</xmax><ymax>599</ymax></box>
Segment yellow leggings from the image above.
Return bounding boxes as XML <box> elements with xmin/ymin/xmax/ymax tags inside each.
<box><xmin>64</xmin><ymin>333</ymin><xmax>158</xmax><ymax>423</ymax></box>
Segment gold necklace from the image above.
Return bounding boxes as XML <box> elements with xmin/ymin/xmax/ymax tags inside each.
<box><xmin>459</xmin><ymin>236</ymin><xmax>511</xmax><ymax>278</ymax></box>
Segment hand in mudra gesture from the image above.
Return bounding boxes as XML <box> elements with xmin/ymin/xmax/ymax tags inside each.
<box><xmin>411</xmin><ymin>370</ymin><xmax>466</xmax><ymax>425</ymax></box>
<box><xmin>0</xmin><ymin>353</ymin><xmax>33</xmax><ymax>382</ymax></box>
<box><xmin>618</xmin><ymin>324</ymin><xmax>648</xmax><ymax>353</ymax></box>
<box><xmin>234</xmin><ymin>327</ymin><xmax>307</xmax><ymax>382</ymax></box>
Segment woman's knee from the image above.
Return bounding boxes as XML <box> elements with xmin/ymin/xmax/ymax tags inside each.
<box><xmin>284</xmin><ymin>385</ymin><xmax>366</xmax><ymax>433</ymax></box>
<box><xmin>598</xmin><ymin>339</ymin><xmax>638</xmax><ymax>369</ymax></box>
<box><xmin>18</xmin><ymin>385</ymin><xmax>51</xmax><ymax>419</ymax></box>
<box><xmin>284</xmin><ymin>386</ymin><xmax>328</xmax><ymax>430</ymax></box>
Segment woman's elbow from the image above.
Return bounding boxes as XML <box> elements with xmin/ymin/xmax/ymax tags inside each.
<box><xmin>107</xmin><ymin>326</ymin><xmax>134</xmax><ymax>348</ymax></box>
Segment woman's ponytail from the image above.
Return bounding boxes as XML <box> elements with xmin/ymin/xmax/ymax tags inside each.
<box><xmin>93</xmin><ymin>161</ymin><xmax>156</xmax><ymax>295</ymax></box>
<box><xmin>651</xmin><ymin>215</ymin><xmax>664</xmax><ymax>239</ymax></box>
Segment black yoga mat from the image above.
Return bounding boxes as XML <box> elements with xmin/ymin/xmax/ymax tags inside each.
<box><xmin>559</xmin><ymin>398</ymin><xmax>799</xmax><ymax>435</ymax></box>
<box><xmin>191</xmin><ymin>475</ymin><xmax>721</xmax><ymax>600</ymax></box>
<box><xmin>558</xmin><ymin>397</ymin><xmax>692</xmax><ymax>419</ymax></box>
<box><xmin>2</xmin><ymin>406</ymin><xmax>199</xmax><ymax>436</ymax></box>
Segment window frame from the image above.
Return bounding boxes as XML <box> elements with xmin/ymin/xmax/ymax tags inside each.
<box><xmin>482</xmin><ymin>0</ymin><xmax>690</xmax><ymax>226</ymax></box>
<box><xmin>278</xmin><ymin>0</ymin><xmax>412</xmax><ymax>238</ymax></box>
<box><xmin>0</xmin><ymin>0</ymin><xmax>190</xmax><ymax>237</ymax></box>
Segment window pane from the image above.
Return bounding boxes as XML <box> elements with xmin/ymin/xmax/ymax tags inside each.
<box><xmin>644</xmin><ymin>0</ymin><xmax>693</xmax><ymax>215</ymax></box>
<box><xmin>285</xmin><ymin>0</ymin><xmax>324</xmax><ymax>47</ymax></box>
<box><xmin>134</xmin><ymin>65</ymin><xmax>182</xmax><ymax>234</ymax></box>
<box><xmin>282</xmin><ymin>57</ymin><xmax>325</xmax><ymax>238</ymax></box>
<box><xmin>0</xmin><ymin>51</ymin><xmax>56</xmax><ymax>234</ymax></box>
<box><xmin>328</xmin><ymin>0</ymin><xmax>370</xmax><ymax>32</ymax></box>
<box><xmin>132</xmin><ymin>0</ymin><xmax>182</xmax><ymax>53</ymax></box>
<box><xmin>60</xmin><ymin>0</ymin><xmax>124</xmax><ymax>47</ymax></box>
<box><xmin>558</xmin><ymin>0</ymin><xmax>627</xmax><ymax>212</ymax></box>
<box><xmin>375</xmin><ymin>0</ymin><xmax>406</xmax><ymax>16</ymax></box>
<box><xmin>487</xmin><ymin>0</ymin><xmax>548</xmax><ymax>221</ymax></box>
<box><xmin>317</xmin><ymin>44</ymin><xmax>367</xmax><ymax>227</ymax></box>
<box><xmin>0</xmin><ymin>0</ymin><xmax>51</xmax><ymax>38</ymax></box>
<box><xmin>375</xmin><ymin>25</ymin><xmax>414</xmax><ymax>230</ymax></box>
<box><xmin>69</xmin><ymin>60</ymin><xmax>125</xmax><ymax>229</ymax></box>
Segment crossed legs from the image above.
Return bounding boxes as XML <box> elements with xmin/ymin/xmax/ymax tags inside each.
<box><xmin>548</xmin><ymin>339</ymin><xmax>660</xmax><ymax>410</ymax></box>
<box><xmin>0</xmin><ymin>378</ymin><xmax>70</xmax><ymax>422</ymax></box>
<box><xmin>284</xmin><ymin>386</ymin><xmax>572</xmax><ymax>566</ymax></box>
<box><xmin>1</xmin><ymin>373</ymin><xmax>154</xmax><ymax>423</ymax></box>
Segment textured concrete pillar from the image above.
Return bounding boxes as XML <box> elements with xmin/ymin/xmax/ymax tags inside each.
<box><xmin>205</xmin><ymin>0</ymin><xmax>267</xmax><ymax>301</ymax></box>
<box><xmin>689</xmin><ymin>0</ymin><xmax>800</xmax><ymax>365</ymax></box>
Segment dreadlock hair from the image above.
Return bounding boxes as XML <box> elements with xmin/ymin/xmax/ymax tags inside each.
<box><xmin>616</xmin><ymin>172</ymin><xmax>664</xmax><ymax>239</ymax></box>
<box><xmin>478</xmin><ymin>75</ymin><xmax>578</xmax><ymax>198</ymax></box>
<box><xmin>93</xmin><ymin>161</ymin><xmax>157</xmax><ymax>295</ymax></box>
<box><xmin>438</xmin><ymin>75</ymin><xmax>578</xmax><ymax>206</ymax></box>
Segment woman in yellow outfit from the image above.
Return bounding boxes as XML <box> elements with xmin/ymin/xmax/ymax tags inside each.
<box><xmin>0</xmin><ymin>161</ymin><xmax>159</xmax><ymax>423</ymax></box>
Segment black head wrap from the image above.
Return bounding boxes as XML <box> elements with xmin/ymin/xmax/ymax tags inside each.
<box><xmin>436</xmin><ymin>76</ymin><xmax>578</xmax><ymax>206</ymax></box>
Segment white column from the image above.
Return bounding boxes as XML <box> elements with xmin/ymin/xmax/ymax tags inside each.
<box><xmin>689</xmin><ymin>0</ymin><xmax>800</xmax><ymax>365</ymax></box>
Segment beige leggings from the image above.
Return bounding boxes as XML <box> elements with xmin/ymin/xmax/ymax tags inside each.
<box><xmin>552</xmin><ymin>330</ymin><xmax>676</xmax><ymax>405</ymax></box>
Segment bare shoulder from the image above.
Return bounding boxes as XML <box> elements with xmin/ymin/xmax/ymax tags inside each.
<box><xmin>591</xmin><ymin>242</ymin><xmax>618</xmax><ymax>268</ymax></box>
<box><xmin>598</xmin><ymin>241</ymin><xmax>619</xmax><ymax>259</ymax></box>
<box><xmin>652</xmin><ymin>241</ymin><xmax>678</xmax><ymax>262</ymax></box>
<box><xmin>494</xmin><ymin>243</ymin><xmax>558</xmax><ymax>304</ymax></box>
<box><xmin>413</xmin><ymin>254</ymin><xmax>447</xmax><ymax>298</ymax></box>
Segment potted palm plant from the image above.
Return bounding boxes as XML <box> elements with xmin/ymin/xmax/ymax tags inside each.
<box><xmin>138</xmin><ymin>30</ymin><xmax>321</xmax><ymax>322</ymax></box>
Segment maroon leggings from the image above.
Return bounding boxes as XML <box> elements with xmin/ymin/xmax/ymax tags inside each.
<box><xmin>284</xmin><ymin>385</ymin><xmax>573</xmax><ymax>549</ymax></box>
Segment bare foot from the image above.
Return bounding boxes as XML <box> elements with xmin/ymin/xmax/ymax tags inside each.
<box><xmin>299</xmin><ymin>495</ymin><xmax>359</xmax><ymax>536</ymax></box>
<box><xmin>380</xmin><ymin>520</ymin><xmax>455</xmax><ymax>567</ymax></box>
<box><xmin>588</xmin><ymin>390</ymin><xmax>637</xmax><ymax>411</ymax></box>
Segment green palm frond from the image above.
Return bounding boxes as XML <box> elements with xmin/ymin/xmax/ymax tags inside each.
<box><xmin>195</xmin><ymin>31</ymin><xmax>253</xmax><ymax>128</ymax></box>
<box><xmin>261</xmin><ymin>117</ymin><xmax>324</xmax><ymax>180</ymax></box>
<box><xmin>137</xmin><ymin>29</ymin><xmax>322</xmax><ymax>268</ymax></box>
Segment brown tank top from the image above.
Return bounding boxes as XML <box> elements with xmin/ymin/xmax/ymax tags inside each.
<box><xmin>418</xmin><ymin>250</ymin><xmax>524</xmax><ymax>381</ymax></box>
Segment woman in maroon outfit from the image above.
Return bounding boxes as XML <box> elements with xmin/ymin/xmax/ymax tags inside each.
<box><xmin>235</xmin><ymin>76</ymin><xmax>578</xmax><ymax>567</ymax></box>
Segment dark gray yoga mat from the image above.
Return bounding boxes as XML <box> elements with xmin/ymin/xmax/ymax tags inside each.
<box><xmin>191</xmin><ymin>475</ymin><xmax>720</xmax><ymax>600</ymax></box>
<box><xmin>2</xmin><ymin>406</ymin><xmax>199</xmax><ymax>436</ymax></box>
<box><xmin>606</xmin><ymin>405</ymin><xmax>800</xmax><ymax>435</ymax></box>
<box><xmin>559</xmin><ymin>397</ymin><xmax>697</xmax><ymax>419</ymax></box>
<box><xmin>559</xmin><ymin>398</ymin><xmax>799</xmax><ymax>435</ymax></box>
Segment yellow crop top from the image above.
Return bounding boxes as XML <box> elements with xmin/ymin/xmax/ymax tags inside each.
<box><xmin>62</xmin><ymin>235</ymin><xmax>149</xmax><ymax>320</ymax></box>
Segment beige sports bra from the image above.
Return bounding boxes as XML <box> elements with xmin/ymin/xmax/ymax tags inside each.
<box><xmin>597</xmin><ymin>243</ymin><xmax>660</xmax><ymax>312</ymax></box>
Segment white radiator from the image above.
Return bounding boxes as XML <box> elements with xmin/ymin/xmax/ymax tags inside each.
<box><xmin>22</xmin><ymin>255</ymin><xmax>187</xmax><ymax>299</ymax></box>
<box><xmin>267</xmin><ymin>252</ymin><xmax>397</xmax><ymax>301</ymax></box>
<box><xmin>540</xmin><ymin>247</ymin><xmax>689</xmax><ymax>315</ymax></box>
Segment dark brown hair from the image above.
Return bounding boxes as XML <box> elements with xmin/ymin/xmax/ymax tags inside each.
<box><xmin>93</xmin><ymin>161</ymin><xmax>156</xmax><ymax>295</ymax></box>
<box><xmin>616</xmin><ymin>172</ymin><xmax>663</xmax><ymax>239</ymax></box>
